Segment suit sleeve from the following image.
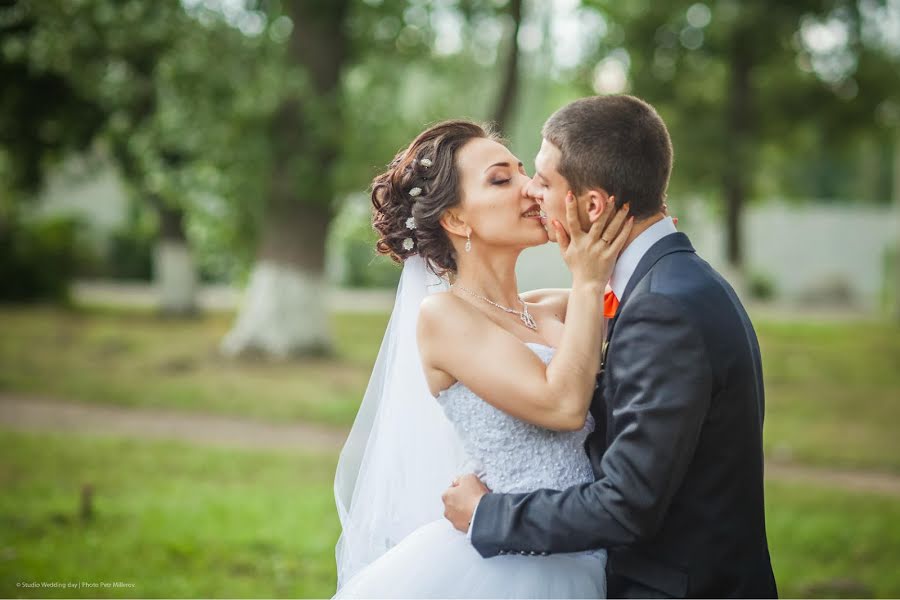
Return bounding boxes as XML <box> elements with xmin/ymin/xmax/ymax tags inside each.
<box><xmin>470</xmin><ymin>293</ymin><xmax>713</xmax><ymax>557</ymax></box>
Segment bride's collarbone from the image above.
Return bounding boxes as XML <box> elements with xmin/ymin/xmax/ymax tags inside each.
<box><xmin>468</xmin><ymin>301</ymin><xmax>563</xmax><ymax>348</ymax></box>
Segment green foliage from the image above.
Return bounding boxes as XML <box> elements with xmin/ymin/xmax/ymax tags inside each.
<box><xmin>580</xmin><ymin>0</ymin><xmax>900</xmax><ymax>202</ymax></box>
<box><xmin>104</xmin><ymin>223</ymin><xmax>155</xmax><ymax>281</ymax></box>
<box><xmin>0</xmin><ymin>0</ymin><xmax>284</xmax><ymax>274</ymax></box>
<box><xmin>328</xmin><ymin>196</ymin><xmax>401</xmax><ymax>289</ymax></box>
<box><xmin>0</xmin><ymin>217</ymin><xmax>87</xmax><ymax>303</ymax></box>
<box><xmin>748</xmin><ymin>271</ymin><xmax>777</xmax><ymax>300</ymax></box>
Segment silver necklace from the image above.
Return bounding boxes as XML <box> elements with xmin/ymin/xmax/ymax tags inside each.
<box><xmin>453</xmin><ymin>285</ymin><xmax>538</xmax><ymax>330</ymax></box>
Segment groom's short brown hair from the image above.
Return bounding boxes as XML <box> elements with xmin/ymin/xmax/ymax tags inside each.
<box><xmin>542</xmin><ymin>95</ymin><xmax>673</xmax><ymax>220</ymax></box>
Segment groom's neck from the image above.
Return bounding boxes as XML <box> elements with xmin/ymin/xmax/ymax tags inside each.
<box><xmin>620</xmin><ymin>212</ymin><xmax>665</xmax><ymax>251</ymax></box>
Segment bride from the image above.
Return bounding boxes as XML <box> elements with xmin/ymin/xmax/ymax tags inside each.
<box><xmin>333</xmin><ymin>120</ymin><xmax>631</xmax><ymax>598</ymax></box>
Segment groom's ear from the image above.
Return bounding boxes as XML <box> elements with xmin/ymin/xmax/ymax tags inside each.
<box><xmin>584</xmin><ymin>189</ymin><xmax>611</xmax><ymax>224</ymax></box>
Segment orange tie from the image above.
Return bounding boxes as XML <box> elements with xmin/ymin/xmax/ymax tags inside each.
<box><xmin>604</xmin><ymin>290</ymin><xmax>619</xmax><ymax>319</ymax></box>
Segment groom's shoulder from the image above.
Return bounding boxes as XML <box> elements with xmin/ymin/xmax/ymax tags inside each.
<box><xmin>624</xmin><ymin>254</ymin><xmax>725</xmax><ymax>315</ymax></box>
<box><xmin>645</xmin><ymin>250</ymin><xmax>723</xmax><ymax>296</ymax></box>
<box><xmin>637</xmin><ymin>251</ymin><xmax>750</xmax><ymax>329</ymax></box>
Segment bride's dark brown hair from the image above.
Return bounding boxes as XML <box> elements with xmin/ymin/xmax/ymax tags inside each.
<box><xmin>371</xmin><ymin>120</ymin><xmax>499</xmax><ymax>276</ymax></box>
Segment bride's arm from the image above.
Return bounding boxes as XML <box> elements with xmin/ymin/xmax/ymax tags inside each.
<box><xmin>418</xmin><ymin>197</ymin><xmax>631</xmax><ymax>432</ymax></box>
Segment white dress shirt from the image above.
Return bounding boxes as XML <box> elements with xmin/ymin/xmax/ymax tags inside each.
<box><xmin>466</xmin><ymin>216</ymin><xmax>677</xmax><ymax>541</ymax></box>
<box><xmin>609</xmin><ymin>216</ymin><xmax>677</xmax><ymax>300</ymax></box>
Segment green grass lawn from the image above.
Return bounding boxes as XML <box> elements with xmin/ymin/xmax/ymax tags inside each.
<box><xmin>757</xmin><ymin>320</ymin><xmax>900</xmax><ymax>472</ymax></box>
<box><xmin>0</xmin><ymin>305</ymin><xmax>389</xmax><ymax>428</ymax></box>
<box><xmin>1</xmin><ymin>305</ymin><xmax>898</xmax><ymax>471</ymax></box>
<box><xmin>1</xmin><ymin>430</ymin><xmax>898</xmax><ymax>599</ymax></box>
<box><xmin>0</xmin><ymin>430</ymin><xmax>340</xmax><ymax>598</ymax></box>
<box><xmin>765</xmin><ymin>480</ymin><xmax>900</xmax><ymax>598</ymax></box>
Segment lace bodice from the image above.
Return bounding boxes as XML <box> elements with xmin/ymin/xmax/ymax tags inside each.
<box><xmin>436</xmin><ymin>343</ymin><xmax>595</xmax><ymax>494</ymax></box>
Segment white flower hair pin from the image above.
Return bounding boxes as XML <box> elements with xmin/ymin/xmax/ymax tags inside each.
<box><xmin>402</xmin><ymin>237</ymin><xmax>415</xmax><ymax>251</ymax></box>
<box><xmin>406</xmin><ymin>217</ymin><xmax>416</xmax><ymax>230</ymax></box>
<box><xmin>409</xmin><ymin>187</ymin><xmax>422</xmax><ymax>198</ymax></box>
<box><xmin>419</xmin><ymin>158</ymin><xmax>433</xmax><ymax>168</ymax></box>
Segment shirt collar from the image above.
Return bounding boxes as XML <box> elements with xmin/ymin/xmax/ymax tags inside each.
<box><xmin>609</xmin><ymin>216</ymin><xmax>677</xmax><ymax>299</ymax></box>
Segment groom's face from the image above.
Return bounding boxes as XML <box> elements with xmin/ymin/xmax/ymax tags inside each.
<box><xmin>526</xmin><ymin>139</ymin><xmax>585</xmax><ymax>243</ymax></box>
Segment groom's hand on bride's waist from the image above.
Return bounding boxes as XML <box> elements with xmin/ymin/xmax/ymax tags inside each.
<box><xmin>442</xmin><ymin>474</ymin><xmax>490</xmax><ymax>534</ymax></box>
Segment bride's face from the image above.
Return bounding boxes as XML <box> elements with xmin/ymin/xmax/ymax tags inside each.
<box><xmin>452</xmin><ymin>138</ymin><xmax>548</xmax><ymax>251</ymax></box>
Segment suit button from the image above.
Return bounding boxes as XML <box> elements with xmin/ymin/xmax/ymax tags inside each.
<box><xmin>529</xmin><ymin>550</ymin><xmax>537</xmax><ymax>555</ymax></box>
<box><xmin>540</xmin><ymin>551</ymin><xmax>549</xmax><ymax>556</ymax></box>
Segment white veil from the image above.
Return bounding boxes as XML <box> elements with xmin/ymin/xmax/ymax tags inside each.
<box><xmin>334</xmin><ymin>255</ymin><xmax>473</xmax><ymax>589</ymax></box>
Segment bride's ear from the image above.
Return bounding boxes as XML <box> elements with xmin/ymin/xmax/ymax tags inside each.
<box><xmin>440</xmin><ymin>210</ymin><xmax>470</xmax><ymax>239</ymax></box>
<box><xmin>584</xmin><ymin>189</ymin><xmax>611</xmax><ymax>224</ymax></box>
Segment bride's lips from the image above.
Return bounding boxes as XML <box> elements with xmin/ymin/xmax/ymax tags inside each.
<box><xmin>521</xmin><ymin>204</ymin><xmax>543</xmax><ymax>220</ymax></box>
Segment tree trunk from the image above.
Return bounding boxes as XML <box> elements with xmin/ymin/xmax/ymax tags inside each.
<box><xmin>221</xmin><ymin>2</ymin><xmax>350</xmax><ymax>358</ymax></box>
<box><xmin>153</xmin><ymin>202</ymin><xmax>198</xmax><ymax>317</ymax></box>
<box><xmin>893</xmin><ymin>127</ymin><xmax>900</xmax><ymax>321</ymax></box>
<box><xmin>722</xmin><ymin>40</ymin><xmax>753</xmax><ymax>272</ymax></box>
<box><xmin>220</xmin><ymin>204</ymin><xmax>333</xmax><ymax>358</ymax></box>
<box><xmin>491</xmin><ymin>0</ymin><xmax>523</xmax><ymax>133</ymax></box>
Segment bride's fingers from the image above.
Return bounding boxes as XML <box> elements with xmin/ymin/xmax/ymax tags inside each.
<box><xmin>553</xmin><ymin>219</ymin><xmax>570</xmax><ymax>252</ymax></box>
<box><xmin>607</xmin><ymin>216</ymin><xmax>635</xmax><ymax>255</ymax></box>
<box><xmin>587</xmin><ymin>196</ymin><xmax>615</xmax><ymax>241</ymax></box>
<box><xmin>602</xmin><ymin>203</ymin><xmax>631</xmax><ymax>242</ymax></box>
<box><xmin>563</xmin><ymin>192</ymin><xmax>584</xmax><ymax>242</ymax></box>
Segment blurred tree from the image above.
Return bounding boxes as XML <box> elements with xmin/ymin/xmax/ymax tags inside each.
<box><xmin>221</xmin><ymin>0</ymin><xmax>527</xmax><ymax>357</ymax></box>
<box><xmin>0</xmin><ymin>1</ymin><xmax>199</xmax><ymax>312</ymax></box>
<box><xmin>581</xmin><ymin>0</ymin><xmax>900</xmax><ymax>271</ymax></box>
<box><xmin>220</xmin><ymin>1</ymin><xmax>352</xmax><ymax>357</ymax></box>
<box><xmin>2</xmin><ymin>0</ymin><xmax>528</xmax><ymax>351</ymax></box>
<box><xmin>491</xmin><ymin>0</ymin><xmax>523</xmax><ymax>132</ymax></box>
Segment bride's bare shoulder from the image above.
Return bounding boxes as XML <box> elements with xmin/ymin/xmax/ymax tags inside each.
<box><xmin>416</xmin><ymin>292</ymin><xmax>492</xmax><ymax>364</ymax></box>
<box><xmin>418</xmin><ymin>291</ymin><xmax>481</xmax><ymax>335</ymax></box>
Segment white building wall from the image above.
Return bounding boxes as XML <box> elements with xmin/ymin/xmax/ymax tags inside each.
<box><xmin>516</xmin><ymin>200</ymin><xmax>898</xmax><ymax>311</ymax></box>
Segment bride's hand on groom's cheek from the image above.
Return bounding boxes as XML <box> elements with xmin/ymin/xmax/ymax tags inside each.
<box><xmin>553</xmin><ymin>192</ymin><xmax>633</xmax><ymax>287</ymax></box>
<box><xmin>442</xmin><ymin>474</ymin><xmax>490</xmax><ymax>533</ymax></box>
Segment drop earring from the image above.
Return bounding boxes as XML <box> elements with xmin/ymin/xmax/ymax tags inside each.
<box><xmin>465</xmin><ymin>231</ymin><xmax>472</xmax><ymax>253</ymax></box>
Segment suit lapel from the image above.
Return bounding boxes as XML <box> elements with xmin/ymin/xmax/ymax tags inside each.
<box><xmin>605</xmin><ymin>232</ymin><xmax>696</xmax><ymax>343</ymax></box>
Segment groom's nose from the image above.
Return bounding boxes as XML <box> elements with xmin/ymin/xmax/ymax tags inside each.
<box><xmin>523</xmin><ymin>178</ymin><xmax>542</xmax><ymax>202</ymax></box>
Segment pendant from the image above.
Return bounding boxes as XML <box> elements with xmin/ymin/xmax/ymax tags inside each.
<box><xmin>520</xmin><ymin>310</ymin><xmax>537</xmax><ymax>330</ymax></box>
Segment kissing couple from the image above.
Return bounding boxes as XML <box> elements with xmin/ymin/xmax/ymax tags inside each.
<box><xmin>333</xmin><ymin>94</ymin><xmax>778</xmax><ymax>599</ymax></box>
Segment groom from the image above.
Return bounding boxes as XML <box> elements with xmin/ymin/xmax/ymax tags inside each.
<box><xmin>442</xmin><ymin>95</ymin><xmax>778</xmax><ymax>598</ymax></box>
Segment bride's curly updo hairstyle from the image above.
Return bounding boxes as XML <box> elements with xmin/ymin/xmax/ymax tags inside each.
<box><xmin>372</xmin><ymin>120</ymin><xmax>499</xmax><ymax>276</ymax></box>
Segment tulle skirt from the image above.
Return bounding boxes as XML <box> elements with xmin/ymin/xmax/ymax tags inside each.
<box><xmin>334</xmin><ymin>518</ymin><xmax>607</xmax><ymax>599</ymax></box>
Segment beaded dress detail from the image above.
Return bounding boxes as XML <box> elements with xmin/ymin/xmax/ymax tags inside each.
<box><xmin>436</xmin><ymin>343</ymin><xmax>595</xmax><ymax>494</ymax></box>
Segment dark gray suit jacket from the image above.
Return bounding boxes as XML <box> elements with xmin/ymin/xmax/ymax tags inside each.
<box><xmin>471</xmin><ymin>232</ymin><xmax>777</xmax><ymax>598</ymax></box>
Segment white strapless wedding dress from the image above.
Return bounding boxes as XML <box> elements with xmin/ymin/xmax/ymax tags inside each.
<box><xmin>334</xmin><ymin>343</ymin><xmax>607</xmax><ymax>599</ymax></box>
